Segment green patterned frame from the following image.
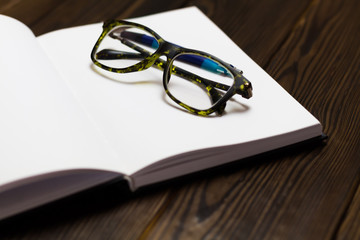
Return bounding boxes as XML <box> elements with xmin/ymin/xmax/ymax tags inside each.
<box><xmin>91</xmin><ymin>19</ymin><xmax>253</xmax><ymax>116</ymax></box>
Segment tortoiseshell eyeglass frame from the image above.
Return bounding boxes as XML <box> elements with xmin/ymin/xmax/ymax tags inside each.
<box><xmin>91</xmin><ymin>19</ymin><xmax>253</xmax><ymax>116</ymax></box>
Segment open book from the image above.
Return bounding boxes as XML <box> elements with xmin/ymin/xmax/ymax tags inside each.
<box><xmin>0</xmin><ymin>7</ymin><xmax>322</xmax><ymax>220</ymax></box>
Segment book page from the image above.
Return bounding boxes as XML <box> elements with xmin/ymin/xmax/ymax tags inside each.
<box><xmin>38</xmin><ymin>7</ymin><xmax>321</xmax><ymax>178</ymax></box>
<box><xmin>0</xmin><ymin>15</ymin><xmax>120</xmax><ymax>188</ymax></box>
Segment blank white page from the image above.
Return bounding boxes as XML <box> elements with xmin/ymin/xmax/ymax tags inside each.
<box><xmin>0</xmin><ymin>15</ymin><xmax>119</xmax><ymax>187</ymax></box>
<box><xmin>38</xmin><ymin>7</ymin><xmax>321</xmax><ymax>176</ymax></box>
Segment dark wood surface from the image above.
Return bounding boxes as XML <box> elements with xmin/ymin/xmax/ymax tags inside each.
<box><xmin>1</xmin><ymin>0</ymin><xmax>359</xmax><ymax>239</ymax></box>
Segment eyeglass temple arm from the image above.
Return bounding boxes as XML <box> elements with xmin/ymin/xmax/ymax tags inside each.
<box><xmin>96</xmin><ymin>46</ymin><xmax>225</xmax><ymax>109</ymax></box>
<box><xmin>97</xmin><ymin>40</ymin><xmax>233</xmax><ymax>93</ymax></box>
<box><xmin>119</xmin><ymin>31</ymin><xmax>234</xmax><ymax>77</ymax></box>
<box><xmin>96</xmin><ymin>48</ymin><xmax>231</xmax><ymax>92</ymax></box>
<box><xmin>109</xmin><ymin>31</ymin><xmax>238</xmax><ymax>91</ymax></box>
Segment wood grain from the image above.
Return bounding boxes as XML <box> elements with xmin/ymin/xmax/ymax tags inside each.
<box><xmin>337</xmin><ymin>182</ymin><xmax>360</xmax><ymax>240</ymax></box>
<box><xmin>0</xmin><ymin>0</ymin><xmax>359</xmax><ymax>239</ymax></box>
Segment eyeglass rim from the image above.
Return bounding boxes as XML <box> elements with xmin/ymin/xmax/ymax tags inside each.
<box><xmin>90</xmin><ymin>19</ymin><xmax>252</xmax><ymax>116</ymax></box>
<box><xmin>162</xmin><ymin>51</ymin><xmax>238</xmax><ymax>116</ymax></box>
<box><xmin>90</xmin><ymin>20</ymin><xmax>164</xmax><ymax>73</ymax></box>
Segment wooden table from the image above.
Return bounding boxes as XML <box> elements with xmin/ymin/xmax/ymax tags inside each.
<box><xmin>1</xmin><ymin>0</ymin><xmax>359</xmax><ymax>239</ymax></box>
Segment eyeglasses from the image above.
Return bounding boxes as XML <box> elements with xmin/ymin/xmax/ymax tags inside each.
<box><xmin>90</xmin><ymin>19</ymin><xmax>253</xmax><ymax>116</ymax></box>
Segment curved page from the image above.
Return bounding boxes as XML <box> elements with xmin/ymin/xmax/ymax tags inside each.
<box><xmin>0</xmin><ymin>15</ymin><xmax>121</xmax><ymax>219</ymax></box>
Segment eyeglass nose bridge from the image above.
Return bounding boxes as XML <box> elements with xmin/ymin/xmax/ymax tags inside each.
<box><xmin>148</xmin><ymin>41</ymin><xmax>182</xmax><ymax>75</ymax></box>
<box><xmin>157</xmin><ymin>41</ymin><xmax>183</xmax><ymax>59</ymax></box>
